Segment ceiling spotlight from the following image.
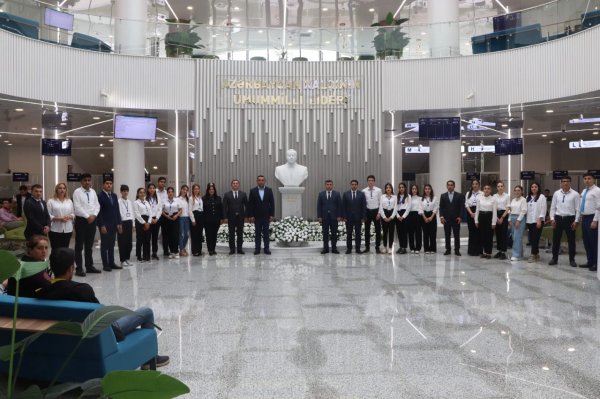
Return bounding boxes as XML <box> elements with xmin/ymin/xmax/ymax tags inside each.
<box><xmin>322</xmin><ymin>7</ymin><xmax>328</xmax><ymax>11</ymax></box>
<box><xmin>7</xmin><ymin>143</ymin><xmax>12</xmax><ymax>146</ymax></box>
<box><xmin>160</xmin><ymin>143</ymin><xmax>165</xmax><ymax>146</ymax></box>
<box><xmin>526</xmin><ymin>128</ymin><xmax>533</xmax><ymax>131</ymax></box>
<box><xmin>109</xmin><ymin>139</ymin><xmax>114</xmax><ymax>142</ymax></box>
<box><xmin>15</xmin><ymin>108</ymin><xmax>24</xmax><ymax>112</ymax></box>
<box><xmin>233</xmin><ymin>6</ymin><xmax>239</xmax><ymax>10</ymax></box>
<box><xmin>546</xmin><ymin>109</ymin><xmax>554</xmax><ymax>113</ymax></box>
<box><xmin>549</xmin><ymin>140</ymin><xmax>554</xmax><ymax>143</ymax></box>
<box><xmin>501</xmin><ymin>124</ymin><xmax>508</xmax><ymax>127</ymax></box>
<box><xmin>368</xmin><ymin>8</ymin><xmax>375</xmax><ymax>12</ymax></box>
<box><xmin>568</xmin><ymin>347</ymin><xmax>576</xmax><ymax>352</ymax></box>
<box><xmin>100</xmin><ymin>153</ymin><xmax>105</xmax><ymax>157</ymax></box>
<box><xmin>187</xmin><ymin>6</ymin><xmax>193</xmax><ymax>10</ymax></box>
<box><xmin>561</xmin><ymin>137</ymin><xmax>567</xmax><ymax>141</ymax></box>
<box><xmin>258</xmin><ymin>30</ymin><xmax>263</xmax><ymax>33</ymax></box>
<box><xmin>99</xmin><ymin>143</ymin><xmax>104</xmax><ymax>147</ymax></box>
<box><xmin>593</xmin><ymin>131</ymin><xmax>599</xmax><ymax>135</ymax></box>
<box><xmin>93</xmin><ymin>116</ymin><xmax>101</xmax><ymax>120</ymax></box>
<box><xmin>541</xmin><ymin>134</ymin><xmax>547</xmax><ymax>137</ymax></box>
<box><xmin>421</xmin><ymin>31</ymin><xmax>427</xmax><ymax>35</ymax></box>
<box><xmin>153</xmin><ymin>166</ymin><xmax>158</xmax><ymax>170</ymax></box>
<box><xmin>409</xmin><ymin>139</ymin><xmax>414</xmax><ymax>143</ymax></box>
<box><xmin>31</xmin><ymin>127</ymin><xmax>37</xmax><ymax>130</ymax></box>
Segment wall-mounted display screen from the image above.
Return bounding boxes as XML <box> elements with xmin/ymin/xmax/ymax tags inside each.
<box><xmin>41</xmin><ymin>138</ymin><xmax>71</xmax><ymax>156</ymax></box>
<box><xmin>418</xmin><ymin>117</ymin><xmax>460</xmax><ymax>140</ymax></box>
<box><xmin>44</xmin><ymin>8</ymin><xmax>74</xmax><ymax>31</ymax></box>
<box><xmin>42</xmin><ymin>112</ymin><xmax>72</xmax><ymax>130</ymax></box>
<box><xmin>114</xmin><ymin>115</ymin><xmax>157</xmax><ymax>140</ymax></box>
<box><xmin>495</xmin><ymin>138</ymin><xmax>523</xmax><ymax>155</ymax></box>
<box><xmin>12</xmin><ymin>173</ymin><xmax>29</xmax><ymax>182</ymax></box>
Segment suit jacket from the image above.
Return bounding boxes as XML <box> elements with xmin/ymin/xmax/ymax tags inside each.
<box><xmin>317</xmin><ymin>190</ymin><xmax>343</xmax><ymax>219</ymax></box>
<box><xmin>439</xmin><ymin>191</ymin><xmax>464</xmax><ymax>222</ymax></box>
<box><xmin>23</xmin><ymin>197</ymin><xmax>51</xmax><ymax>238</ymax></box>
<box><xmin>223</xmin><ymin>190</ymin><xmax>248</xmax><ymax>219</ymax></box>
<box><xmin>342</xmin><ymin>190</ymin><xmax>367</xmax><ymax>221</ymax></box>
<box><xmin>15</xmin><ymin>193</ymin><xmax>31</xmax><ymax>217</ymax></box>
<box><xmin>248</xmin><ymin>186</ymin><xmax>275</xmax><ymax>220</ymax></box>
<box><xmin>202</xmin><ymin>195</ymin><xmax>223</xmax><ymax>223</ymax></box>
<box><xmin>96</xmin><ymin>191</ymin><xmax>122</xmax><ymax>228</ymax></box>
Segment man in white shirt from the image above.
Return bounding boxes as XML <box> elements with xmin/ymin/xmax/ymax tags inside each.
<box><xmin>362</xmin><ymin>175</ymin><xmax>382</xmax><ymax>253</ymax></box>
<box><xmin>155</xmin><ymin>177</ymin><xmax>168</xmax><ymax>256</ymax></box>
<box><xmin>579</xmin><ymin>173</ymin><xmax>600</xmax><ymax>271</ymax></box>
<box><xmin>72</xmin><ymin>173</ymin><xmax>101</xmax><ymax>276</ymax></box>
<box><xmin>549</xmin><ymin>176</ymin><xmax>581</xmax><ymax>267</ymax></box>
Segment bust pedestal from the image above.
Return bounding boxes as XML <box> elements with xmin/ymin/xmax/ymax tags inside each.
<box><xmin>279</xmin><ymin>187</ymin><xmax>305</xmax><ymax>218</ymax></box>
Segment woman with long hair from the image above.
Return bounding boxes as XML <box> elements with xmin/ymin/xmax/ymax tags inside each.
<box><xmin>117</xmin><ymin>184</ymin><xmax>134</xmax><ymax>266</ymax></box>
<box><xmin>189</xmin><ymin>183</ymin><xmax>205</xmax><ymax>256</ymax></box>
<box><xmin>395</xmin><ymin>182</ymin><xmax>410</xmax><ymax>254</ymax></box>
<box><xmin>378</xmin><ymin>183</ymin><xmax>397</xmax><ymax>254</ymax></box>
<box><xmin>6</xmin><ymin>235</ymin><xmax>51</xmax><ymax>297</ymax></box>
<box><xmin>465</xmin><ymin>179</ymin><xmax>482</xmax><ymax>256</ymax></box>
<box><xmin>146</xmin><ymin>183</ymin><xmax>162</xmax><ymax>260</ymax></box>
<box><xmin>133</xmin><ymin>187</ymin><xmax>151</xmax><ymax>262</ymax></box>
<box><xmin>178</xmin><ymin>185</ymin><xmax>191</xmax><ymax>256</ymax></box>
<box><xmin>526</xmin><ymin>182</ymin><xmax>547</xmax><ymax>263</ymax></box>
<box><xmin>493</xmin><ymin>180</ymin><xmax>510</xmax><ymax>260</ymax></box>
<box><xmin>475</xmin><ymin>184</ymin><xmax>497</xmax><ymax>259</ymax></box>
<box><xmin>420</xmin><ymin>184</ymin><xmax>438</xmax><ymax>254</ymax></box>
<box><xmin>47</xmin><ymin>182</ymin><xmax>74</xmax><ymax>249</ymax></box>
<box><xmin>203</xmin><ymin>183</ymin><xmax>223</xmax><ymax>256</ymax></box>
<box><xmin>161</xmin><ymin>187</ymin><xmax>182</xmax><ymax>258</ymax></box>
<box><xmin>407</xmin><ymin>184</ymin><xmax>423</xmax><ymax>254</ymax></box>
<box><xmin>509</xmin><ymin>185</ymin><xmax>528</xmax><ymax>261</ymax></box>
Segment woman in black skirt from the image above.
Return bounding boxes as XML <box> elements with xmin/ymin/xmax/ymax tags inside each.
<box><xmin>395</xmin><ymin>182</ymin><xmax>410</xmax><ymax>254</ymax></box>
<box><xmin>202</xmin><ymin>183</ymin><xmax>223</xmax><ymax>256</ymax></box>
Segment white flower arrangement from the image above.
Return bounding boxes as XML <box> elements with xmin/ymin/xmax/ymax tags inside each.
<box><xmin>274</xmin><ymin>216</ymin><xmax>310</xmax><ymax>243</ymax></box>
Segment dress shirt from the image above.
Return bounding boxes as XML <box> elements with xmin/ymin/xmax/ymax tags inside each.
<box><xmin>550</xmin><ymin>189</ymin><xmax>581</xmax><ymax>221</ymax></box>
<box><xmin>0</xmin><ymin>208</ymin><xmax>18</xmax><ymax>223</ymax></box>
<box><xmin>156</xmin><ymin>188</ymin><xmax>168</xmax><ymax>205</ymax></box>
<box><xmin>147</xmin><ymin>196</ymin><xmax>162</xmax><ymax>220</ymax></box>
<box><xmin>178</xmin><ymin>196</ymin><xmax>190</xmax><ymax>217</ymax></box>
<box><xmin>475</xmin><ymin>195</ymin><xmax>498</xmax><ymax>224</ymax></box>
<box><xmin>118</xmin><ymin>198</ymin><xmax>134</xmax><ymax>221</ymax></box>
<box><xmin>526</xmin><ymin>194</ymin><xmax>547</xmax><ymax>224</ymax></box>
<box><xmin>73</xmin><ymin>187</ymin><xmax>100</xmax><ymax>218</ymax></box>
<box><xmin>494</xmin><ymin>193</ymin><xmax>510</xmax><ymax>211</ymax></box>
<box><xmin>362</xmin><ymin>186</ymin><xmax>382</xmax><ymax>210</ymax></box>
<box><xmin>419</xmin><ymin>196</ymin><xmax>439</xmax><ymax>214</ymax></box>
<box><xmin>133</xmin><ymin>199</ymin><xmax>151</xmax><ymax>224</ymax></box>
<box><xmin>47</xmin><ymin>198</ymin><xmax>74</xmax><ymax>233</ymax></box>
<box><xmin>396</xmin><ymin>194</ymin><xmax>411</xmax><ymax>216</ymax></box>
<box><xmin>509</xmin><ymin>197</ymin><xmax>527</xmax><ymax>222</ymax></box>
<box><xmin>580</xmin><ymin>185</ymin><xmax>600</xmax><ymax>221</ymax></box>
<box><xmin>258</xmin><ymin>187</ymin><xmax>265</xmax><ymax>201</ymax></box>
<box><xmin>378</xmin><ymin>194</ymin><xmax>398</xmax><ymax>219</ymax></box>
<box><xmin>162</xmin><ymin>198</ymin><xmax>181</xmax><ymax>215</ymax></box>
<box><xmin>465</xmin><ymin>190</ymin><xmax>481</xmax><ymax>208</ymax></box>
<box><xmin>408</xmin><ymin>195</ymin><xmax>423</xmax><ymax>213</ymax></box>
<box><xmin>189</xmin><ymin>196</ymin><xmax>203</xmax><ymax>224</ymax></box>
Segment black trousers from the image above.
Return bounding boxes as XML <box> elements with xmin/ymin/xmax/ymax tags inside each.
<box><xmin>117</xmin><ymin>220</ymin><xmax>133</xmax><ymax>262</ymax></box>
<box><xmin>99</xmin><ymin>224</ymin><xmax>117</xmax><ymax>267</ymax></box>
<box><xmin>75</xmin><ymin>216</ymin><xmax>96</xmax><ymax>272</ymax></box>
<box><xmin>149</xmin><ymin>220</ymin><xmax>160</xmax><ymax>256</ymax></box>
<box><xmin>190</xmin><ymin>210</ymin><xmax>205</xmax><ymax>255</ymax></box>
<box><xmin>421</xmin><ymin>211</ymin><xmax>437</xmax><ymax>252</ymax></box>
<box><xmin>364</xmin><ymin>209</ymin><xmax>381</xmax><ymax>249</ymax></box>
<box><xmin>444</xmin><ymin>218</ymin><xmax>461</xmax><ymax>251</ymax></box>
<box><xmin>495</xmin><ymin>211</ymin><xmax>508</xmax><ymax>252</ymax></box>
<box><xmin>135</xmin><ymin>216</ymin><xmax>151</xmax><ymax>261</ymax></box>
<box><xmin>346</xmin><ymin>219</ymin><xmax>362</xmax><ymax>251</ymax></box>
<box><xmin>162</xmin><ymin>216</ymin><xmax>179</xmax><ymax>255</ymax></box>
<box><xmin>204</xmin><ymin>221</ymin><xmax>219</xmax><ymax>253</ymax></box>
<box><xmin>49</xmin><ymin>231</ymin><xmax>72</xmax><ymax>250</ymax></box>
<box><xmin>322</xmin><ymin>216</ymin><xmax>339</xmax><ymax>249</ymax></box>
<box><xmin>406</xmin><ymin>211</ymin><xmax>422</xmax><ymax>251</ymax></box>
<box><xmin>254</xmin><ymin>217</ymin><xmax>270</xmax><ymax>251</ymax></box>
<box><xmin>552</xmin><ymin>215</ymin><xmax>576</xmax><ymax>261</ymax></box>
<box><xmin>479</xmin><ymin>212</ymin><xmax>493</xmax><ymax>255</ymax></box>
<box><xmin>395</xmin><ymin>211</ymin><xmax>408</xmax><ymax>249</ymax></box>
<box><xmin>159</xmin><ymin>218</ymin><xmax>169</xmax><ymax>256</ymax></box>
<box><xmin>381</xmin><ymin>209</ymin><xmax>395</xmax><ymax>247</ymax></box>
<box><xmin>527</xmin><ymin>222</ymin><xmax>543</xmax><ymax>256</ymax></box>
<box><xmin>467</xmin><ymin>206</ymin><xmax>481</xmax><ymax>255</ymax></box>
<box><xmin>228</xmin><ymin>214</ymin><xmax>244</xmax><ymax>250</ymax></box>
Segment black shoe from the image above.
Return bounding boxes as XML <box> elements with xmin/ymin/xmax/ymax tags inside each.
<box><xmin>254</xmin><ymin>250</ymin><xmax>260</xmax><ymax>255</ymax></box>
<box><xmin>356</xmin><ymin>249</ymin><xmax>363</xmax><ymax>254</ymax></box>
<box><xmin>493</xmin><ymin>252</ymin><xmax>502</xmax><ymax>259</ymax></box>
<box><xmin>152</xmin><ymin>254</ymin><xmax>160</xmax><ymax>260</ymax></box>
<box><xmin>499</xmin><ymin>253</ymin><xmax>507</xmax><ymax>260</ymax></box>
<box><xmin>321</xmin><ymin>248</ymin><xmax>330</xmax><ymax>254</ymax></box>
<box><xmin>75</xmin><ymin>269</ymin><xmax>86</xmax><ymax>277</ymax></box>
<box><xmin>87</xmin><ymin>266</ymin><xmax>102</xmax><ymax>274</ymax></box>
<box><xmin>569</xmin><ymin>260</ymin><xmax>578</xmax><ymax>268</ymax></box>
<box><xmin>142</xmin><ymin>355</ymin><xmax>170</xmax><ymax>370</ymax></box>
<box><xmin>364</xmin><ymin>248</ymin><xmax>370</xmax><ymax>253</ymax></box>
<box><xmin>209</xmin><ymin>251</ymin><xmax>216</xmax><ymax>256</ymax></box>
<box><xmin>137</xmin><ymin>257</ymin><xmax>144</xmax><ymax>262</ymax></box>
<box><xmin>444</xmin><ymin>250</ymin><xmax>451</xmax><ymax>255</ymax></box>
<box><xmin>110</xmin><ymin>264</ymin><xmax>123</xmax><ymax>270</ymax></box>
<box><xmin>590</xmin><ymin>266</ymin><xmax>598</xmax><ymax>271</ymax></box>
<box><xmin>549</xmin><ymin>259</ymin><xmax>558</xmax><ymax>265</ymax></box>
<box><xmin>331</xmin><ymin>248</ymin><xmax>339</xmax><ymax>254</ymax></box>
<box><xmin>103</xmin><ymin>266</ymin><xmax>112</xmax><ymax>272</ymax></box>
<box><xmin>579</xmin><ymin>263</ymin><xmax>591</xmax><ymax>268</ymax></box>
<box><xmin>345</xmin><ymin>250</ymin><xmax>352</xmax><ymax>254</ymax></box>
<box><xmin>237</xmin><ymin>249</ymin><xmax>245</xmax><ymax>255</ymax></box>
<box><xmin>264</xmin><ymin>249</ymin><xmax>272</xmax><ymax>255</ymax></box>
<box><xmin>455</xmin><ymin>251</ymin><xmax>461</xmax><ymax>256</ymax></box>
<box><xmin>229</xmin><ymin>249</ymin><xmax>236</xmax><ymax>255</ymax></box>
<box><xmin>400</xmin><ymin>248</ymin><xmax>407</xmax><ymax>254</ymax></box>
<box><xmin>375</xmin><ymin>248</ymin><xmax>381</xmax><ymax>254</ymax></box>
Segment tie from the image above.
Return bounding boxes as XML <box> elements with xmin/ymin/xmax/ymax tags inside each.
<box><xmin>39</xmin><ymin>201</ymin><xmax>44</xmax><ymax>211</ymax></box>
<box><xmin>353</xmin><ymin>192</ymin><xmax>356</xmax><ymax>200</ymax></box>
<box><xmin>580</xmin><ymin>189</ymin><xmax>588</xmax><ymax>213</ymax></box>
<box><xmin>108</xmin><ymin>192</ymin><xmax>113</xmax><ymax>205</ymax></box>
<box><xmin>370</xmin><ymin>189</ymin><xmax>373</xmax><ymax>198</ymax></box>
<box><xmin>85</xmin><ymin>191</ymin><xmax>90</xmax><ymax>203</ymax></box>
<box><xmin>234</xmin><ymin>192</ymin><xmax>237</xmax><ymax>200</ymax></box>
<box><xmin>327</xmin><ymin>192</ymin><xmax>331</xmax><ymax>200</ymax></box>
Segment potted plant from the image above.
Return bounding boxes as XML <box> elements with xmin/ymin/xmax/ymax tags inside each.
<box><xmin>371</xmin><ymin>12</ymin><xmax>410</xmax><ymax>59</ymax></box>
<box><xmin>164</xmin><ymin>19</ymin><xmax>204</xmax><ymax>58</ymax></box>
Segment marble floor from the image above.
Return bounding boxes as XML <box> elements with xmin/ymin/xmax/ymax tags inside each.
<box><xmin>81</xmin><ymin>242</ymin><xmax>600</xmax><ymax>399</ymax></box>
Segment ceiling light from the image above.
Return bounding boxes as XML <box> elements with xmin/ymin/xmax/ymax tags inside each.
<box><xmin>325</xmin><ymin>41</ymin><xmax>330</xmax><ymax>44</ymax></box>
<box><xmin>109</xmin><ymin>139</ymin><xmax>114</xmax><ymax>142</ymax></box>
<box><xmin>99</xmin><ymin>143</ymin><xmax>104</xmax><ymax>147</ymax></box>
<box><xmin>212</xmin><ymin>34</ymin><xmax>217</xmax><ymax>38</ymax></box>
<box><xmin>462</xmin><ymin>153</ymin><xmax>467</xmax><ymax>157</ymax></box>
<box><xmin>233</xmin><ymin>6</ymin><xmax>240</xmax><ymax>11</ymax></box>
<box><xmin>595</xmin><ymin>123</ymin><xmax>600</xmax><ymax>126</ymax></box>
<box><xmin>593</xmin><ymin>131</ymin><xmax>599</xmax><ymax>135</ymax></box>
<box><xmin>322</xmin><ymin>7</ymin><xmax>328</xmax><ymax>11</ymax></box>
<box><xmin>60</xmin><ymin>122</ymin><xmax>67</xmax><ymax>126</ymax></box>
<box><xmin>421</xmin><ymin>32</ymin><xmax>427</xmax><ymax>35</ymax></box>
<box><xmin>31</xmin><ymin>127</ymin><xmax>37</xmax><ymax>130</ymax></box>
<box><xmin>347</xmin><ymin>34</ymin><xmax>352</xmax><ymax>37</ymax></box>
<box><xmin>501</xmin><ymin>124</ymin><xmax>508</xmax><ymax>127</ymax></box>
<box><xmin>561</xmin><ymin>137</ymin><xmax>567</xmax><ymax>141</ymax></box>
<box><xmin>239</xmin><ymin>40</ymin><xmax>244</xmax><ymax>43</ymax></box>
<box><xmin>307</xmin><ymin>29</ymin><xmax>313</xmax><ymax>33</ymax></box>
<box><xmin>3</xmin><ymin>140</ymin><xmax>9</xmax><ymax>143</ymax></box>
<box><xmin>567</xmin><ymin>347</ymin><xmax>576</xmax><ymax>352</ymax></box>
<box><xmin>409</xmin><ymin>139</ymin><xmax>414</xmax><ymax>143</ymax></box>
<box><xmin>258</xmin><ymin>30</ymin><xmax>263</xmax><ymax>33</ymax></box>
<box><xmin>368</xmin><ymin>8</ymin><xmax>375</xmax><ymax>12</ymax></box>
<box><xmin>187</xmin><ymin>6</ymin><xmax>193</xmax><ymax>10</ymax></box>
<box><xmin>7</xmin><ymin>143</ymin><xmax>12</xmax><ymax>146</ymax></box>
<box><xmin>100</xmin><ymin>154</ymin><xmax>105</xmax><ymax>157</ymax></box>
<box><xmin>15</xmin><ymin>108</ymin><xmax>24</xmax><ymax>112</ymax></box>
<box><xmin>153</xmin><ymin>166</ymin><xmax>158</xmax><ymax>170</ymax></box>
<box><xmin>93</xmin><ymin>116</ymin><xmax>100</xmax><ymax>120</ymax></box>
<box><xmin>546</xmin><ymin>109</ymin><xmax>554</xmax><ymax>113</ymax></box>
<box><xmin>527</xmin><ymin>128</ymin><xmax>533</xmax><ymax>131</ymax></box>
<box><xmin>542</xmin><ymin>366</ymin><xmax>549</xmax><ymax>371</ymax></box>
<box><xmin>160</xmin><ymin>143</ymin><xmax>165</xmax><ymax>146</ymax></box>
<box><xmin>541</xmin><ymin>134</ymin><xmax>547</xmax><ymax>137</ymax></box>
<box><xmin>549</xmin><ymin>140</ymin><xmax>554</xmax><ymax>143</ymax></box>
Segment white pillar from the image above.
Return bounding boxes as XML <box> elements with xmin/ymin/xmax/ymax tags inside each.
<box><xmin>167</xmin><ymin>111</ymin><xmax>189</xmax><ymax>189</ymax></box>
<box><xmin>428</xmin><ymin>0</ymin><xmax>460</xmax><ymax>57</ymax></box>
<box><xmin>113</xmin><ymin>0</ymin><xmax>147</xmax><ymax>193</ymax></box>
<box><xmin>430</xmin><ymin>140</ymin><xmax>462</xmax><ymax>196</ymax></box>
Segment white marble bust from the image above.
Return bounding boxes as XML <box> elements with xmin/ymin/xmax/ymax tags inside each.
<box><xmin>275</xmin><ymin>149</ymin><xmax>308</xmax><ymax>187</ymax></box>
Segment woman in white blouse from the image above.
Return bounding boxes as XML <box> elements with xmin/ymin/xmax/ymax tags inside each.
<box><xmin>493</xmin><ymin>181</ymin><xmax>510</xmax><ymax>260</ymax></box>
<box><xmin>465</xmin><ymin>180</ymin><xmax>482</xmax><ymax>256</ymax></box>
<box><xmin>420</xmin><ymin>184</ymin><xmax>439</xmax><ymax>254</ymax></box>
<box><xmin>395</xmin><ymin>182</ymin><xmax>411</xmax><ymax>254</ymax></box>
<box><xmin>178</xmin><ymin>185</ymin><xmax>191</xmax><ymax>257</ymax></box>
<box><xmin>161</xmin><ymin>187</ymin><xmax>182</xmax><ymax>259</ymax></box>
<box><xmin>475</xmin><ymin>184</ymin><xmax>498</xmax><ymax>259</ymax></box>
<box><xmin>47</xmin><ymin>182</ymin><xmax>74</xmax><ymax>249</ymax></box>
<box><xmin>146</xmin><ymin>183</ymin><xmax>162</xmax><ymax>260</ymax></box>
<box><xmin>117</xmin><ymin>184</ymin><xmax>134</xmax><ymax>266</ymax></box>
<box><xmin>189</xmin><ymin>183</ymin><xmax>205</xmax><ymax>256</ymax></box>
<box><xmin>133</xmin><ymin>187</ymin><xmax>152</xmax><ymax>262</ymax></box>
<box><xmin>407</xmin><ymin>184</ymin><xmax>423</xmax><ymax>254</ymax></box>
<box><xmin>378</xmin><ymin>183</ymin><xmax>397</xmax><ymax>254</ymax></box>
<box><xmin>526</xmin><ymin>182</ymin><xmax>547</xmax><ymax>263</ymax></box>
<box><xmin>509</xmin><ymin>185</ymin><xmax>528</xmax><ymax>261</ymax></box>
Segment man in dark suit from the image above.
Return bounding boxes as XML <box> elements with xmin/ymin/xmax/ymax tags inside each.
<box><xmin>23</xmin><ymin>184</ymin><xmax>51</xmax><ymax>240</ymax></box>
<box><xmin>14</xmin><ymin>185</ymin><xmax>30</xmax><ymax>218</ymax></box>
<box><xmin>96</xmin><ymin>178</ymin><xmax>122</xmax><ymax>271</ymax></box>
<box><xmin>223</xmin><ymin>179</ymin><xmax>248</xmax><ymax>255</ymax></box>
<box><xmin>317</xmin><ymin>179</ymin><xmax>343</xmax><ymax>254</ymax></box>
<box><xmin>342</xmin><ymin>180</ymin><xmax>367</xmax><ymax>254</ymax></box>
<box><xmin>439</xmin><ymin>180</ymin><xmax>464</xmax><ymax>256</ymax></box>
<box><xmin>248</xmin><ymin>175</ymin><xmax>275</xmax><ymax>255</ymax></box>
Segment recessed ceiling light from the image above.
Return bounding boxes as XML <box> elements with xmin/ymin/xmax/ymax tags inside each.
<box><xmin>60</xmin><ymin>122</ymin><xmax>67</xmax><ymax>126</ymax></box>
<box><xmin>111</xmin><ymin>168</ymin><xmax>114</xmax><ymax>172</ymax></box>
<box><xmin>347</xmin><ymin>34</ymin><xmax>352</xmax><ymax>37</ymax></box>
<box><xmin>593</xmin><ymin>131</ymin><xmax>599</xmax><ymax>135</ymax></box>
<box><xmin>549</xmin><ymin>140</ymin><xmax>554</xmax><ymax>143</ymax></box>
<box><xmin>3</xmin><ymin>140</ymin><xmax>9</xmax><ymax>143</ymax></box>
<box><xmin>187</xmin><ymin>6</ymin><xmax>193</xmax><ymax>10</ymax></box>
<box><xmin>239</xmin><ymin>40</ymin><xmax>244</xmax><ymax>43</ymax></box>
<box><xmin>31</xmin><ymin>127</ymin><xmax>37</xmax><ymax>130</ymax></box>
<box><xmin>100</xmin><ymin>153</ymin><xmax>105</xmax><ymax>157</ymax></box>
<box><xmin>93</xmin><ymin>116</ymin><xmax>100</xmax><ymax>120</ymax></box>
<box><xmin>258</xmin><ymin>30</ymin><xmax>263</xmax><ymax>33</ymax></box>
<box><xmin>153</xmin><ymin>166</ymin><xmax>158</xmax><ymax>170</ymax></box>
<box><xmin>160</xmin><ymin>143</ymin><xmax>165</xmax><ymax>146</ymax></box>
<box><xmin>322</xmin><ymin>7</ymin><xmax>328</xmax><ymax>11</ymax></box>
<box><xmin>233</xmin><ymin>6</ymin><xmax>239</xmax><ymax>11</ymax></box>
<box><xmin>7</xmin><ymin>143</ymin><xmax>12</xmax><ymax>146</ymax></box>
<box><xmin>542</xmin><ymin>366</ymin><xmax>549</xmax><ymax>371</ymax></box>
<box><xmin>527</xmin><ymin>128</ymin><xmax>533</xmax><ymax>131</ymax></box>
<box><xmin>594</xmin><ymin>123</ymin><xmax>600</xmax><ymax>126</ymax></box>
<box><xmin>109</xmin><ymin>139</ymin><xmax>114</xmax><ymax>142</ymax></box>
<box><xmin>409</xmin><ymin>139</ymin><xmax>414</xmax><ymax>143</ymax></box>
<box><xmin>99</xmin><ymin>143</ymin><xmax>104</xmax><ymax>147</ymax></box>
<box><xmin>501</xmin><ymin>124</ymin><xmax>508</xmax><ymax>127</ymax></box>
<box><xmin>15</xmin><ymin>108</ymin><xmax>23</xmax><ymax>112</ymax></box>
<box><xmin>462</xmin><ymin>153</ymin><xmax>467</xmax><ymax>157</ymax></box>
<box><xmin>421</xmin><ymin>32</ymin><xmax>427</xmax><ymax>35</ymax></box>
<box><xmin>368</xmin><ymin>8</ymin><xmax>375</xmax><ymax>12</ymax></box>
<box><xmin>561</xmin><ymin>137</ymin><xmax>567</xmax><ymax>141</ymax></box>
<box><xmin>307</xmin><ymin>29</ymin><xmax>313</xmax><ymax>33</ymax></box>
<box><xmin>567</xmin><ymin>347</ymin><xmax>576</xmax><ymax>352</ymax></box>
<box><xmin>541</xmin><ymin>134</ymin><xmax>547</xmax><ymax>137</ymax></box>
<box><xmin>546</xmin><ymin>109</ymin><xmax>554</xmax><ymax>113</ymax></box>
<box><xmin>325</xmin><ymin>41</ymin><xmax>330</xmax><ymax>44</ymax></box>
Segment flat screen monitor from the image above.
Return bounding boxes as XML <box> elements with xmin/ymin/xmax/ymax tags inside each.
<box><xmin>41</xmin><ymin>138</ymin><xmax>72</xmax><ymax>156</ymax></box>
<box><xmin>553</xmin><ymin>170</ymin><xmax>568</xmax><ymax>180</ymax></box>
<box><xmin>494</xmin><ymin>138</ymin><xmax>523</xmax><ymax>155</ymax></box>
<box><xmin>520</xmin><ymin>171</ymin><xmax>535</xmax><ymax>180</ymax></box>
<box><xmin>42</xmin><ymin>112</ymin><xmax>72</xmax><ymax>130</ymax></box>
<box><xmin>67</xmin><ymin>173</ymin><xmax>82</xmax><ymax>182</ymax></box>
<box><xmin>114</xmin><ymin>115</ymin><xmax>157</xmax><ymax>141</ymax></box>
<box><xmin>44</xmin><ymin>8</ymin><xmax>74</xmax><ymax>31</ymax></box>
<box><xmin>418</xmin><ymin>117</ymin><xmax>460</xmax><ymax>140</ymax></box>
<box><xmin>12</xmin><ymin>173</ymin><xmax>29</xmax><ymax>182</ymax></box>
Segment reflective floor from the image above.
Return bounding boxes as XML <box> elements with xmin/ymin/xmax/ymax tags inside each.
<box><xmin>83</xmin><ymin>243</ymin><xmax>600</xmax><ymax>399</ymax></box>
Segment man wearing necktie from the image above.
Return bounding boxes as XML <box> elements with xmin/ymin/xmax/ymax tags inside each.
<box><xmin>97</xmin><ymin>178</ymin><xmax>123</xmax><ymax>272</ymax></box>
<box><xmin>73</xmin><ymin>173</ymin><xmax>101</xmax><ymax>276</ymax></box>
<box><xmin>342</xmin><ymin>180</ymin><xmax>367</xmax><ymax>254</ymax></box>
<box><xmin>317</xmin><ymin>179</ymin><xmax>343</xmax><ymax>254</ymax></box>
<box><xmin>223</xmin><ymin>179</ymin><xmax>248</xmax><ymax>255</ymax></box>
<box><xmin>248</xmin><ymin>175</ymin><xmax>275</xmax><ymax>255</ymax></box>
<box><xmin>579</xmin><ymin>173</ymin><xmax>600</xmax><ymax>271</ymax></box>
<box><xmin>23</xmin><ymin>184</ymin><xmax>51</xmax><ymax>240</ymax></box>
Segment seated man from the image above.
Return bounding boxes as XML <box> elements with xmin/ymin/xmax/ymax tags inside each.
<box><xmin>0</xmin><ymin>198</ymin><xmax>25</xmax><ymax>230</ymax></box>
<box><xmin>35</xmin><ymin>247</ymin><xmax>169</xmax><ymax>369</ymax></box>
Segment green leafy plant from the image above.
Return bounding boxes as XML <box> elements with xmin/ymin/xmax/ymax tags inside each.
<box><xmin>164</xmin><ymin>19</ymin><xmax>204</xmax><ymax>57</ymax></box>
<box><xmin>371</xmin><ymin>12</ymin><xmax>410</xmax><ymax>59</ymax></box>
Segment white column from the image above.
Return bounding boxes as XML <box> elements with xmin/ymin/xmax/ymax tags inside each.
<box><xmin>430</xmin><ymin>140</ymin><xmax>462</xmax><ymax>196</ymax></box>
<box><xmin>113</xmin><ymin>0</ymin><xmax>147</xmax><ymax>193</ymax></box>
<box><xmin>428</xmin><ymin>0</ymin><xmax>460</xmax><ymax>57</ymax></box>
<box><xmin>167</xmin><ymin>111</ymin><xmax>189</xmax><ymax>189</ymax></box>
